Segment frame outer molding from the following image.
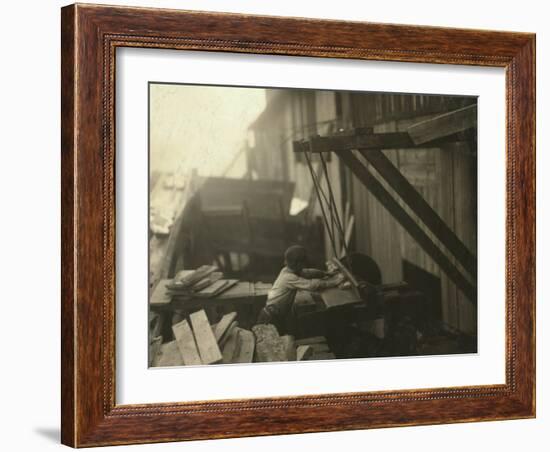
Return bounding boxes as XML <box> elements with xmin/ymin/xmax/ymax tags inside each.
<box><xmin>61</xmin><ymin>3</ymin><xmax>535</xmax><ymax>447</ymax></box>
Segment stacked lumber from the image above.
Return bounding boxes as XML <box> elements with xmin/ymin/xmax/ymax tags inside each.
<box><xmin>193</xmin><ymin>279</ymin><xmax>239</xmax><ymax>298</ymax></box>
<box><xmin>152</xmin><ymin>265</ymin><xmax>239</xmax><ymax>301</ymax></box>
<box><xmin>149</xmin><ymin>311</ymin><xmax>337</xmax><ymax>367</ymax></box>
<box><xmin>150</xmin><ymin>309</ymin><xmax>256</xmax><ymax>367</ymax></box>
<box><xmin>166</xmin><ymin>265</ymin><xmax>219</xmax><ymax>293</ymax></box>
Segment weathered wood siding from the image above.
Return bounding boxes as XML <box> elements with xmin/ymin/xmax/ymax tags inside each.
<box><xmin>249</xmin><ymin>89</ymin><xmax>477</xmax><ymax>334</ymax></box>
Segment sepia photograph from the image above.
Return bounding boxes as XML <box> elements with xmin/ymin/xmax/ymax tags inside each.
<box><xmin>55</xmin><ymin>2</ymin><xmax>537</xmax><ymax>447</ymax></box>
<box><xmin>148</xmin><ymin>82</ymin><xmax>478</xmax><ymax>367</ymax></box>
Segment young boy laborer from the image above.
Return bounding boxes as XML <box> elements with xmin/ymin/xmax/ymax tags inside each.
<box><xmin>256</xmin><ymin>245</ymin><xmax>343</xmax><ymax>335</ymax></box>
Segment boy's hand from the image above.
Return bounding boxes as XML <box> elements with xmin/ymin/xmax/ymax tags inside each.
<box><xmin>325</xmin><ymin>273</ymin><xmax>345</xmax><ymax>287</ymax></box>
<box><xmin>334</xmin><ymin>274</ymin><xmax>346</xmax><ymax>285</ymax></box>
<box><xmin>324</xmin><ymin>268</ymin><xmax>339</xmax><ymax>277</ymax></box>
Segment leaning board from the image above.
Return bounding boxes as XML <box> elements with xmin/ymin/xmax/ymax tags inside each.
<box><xmin>320</xmin><ymin>287</ymin><xmax>362</xmax><ymax>309</ymax></box>
<box><xmin>172</xmin><ymin>319</ymin><xmax>202</xmax><ymax>365</ymax></box>
<box><xmin>189</xmin><ymin>310</ymin><xmax>222</xmax><ymax>364</ymax></box>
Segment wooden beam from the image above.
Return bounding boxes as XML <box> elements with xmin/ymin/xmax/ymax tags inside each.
<box><xmin>408</xmin><ymin>104</ymin><xmax>477</xmax><ymax>145</ymax></box>
<box><xmin>293</xmin><ymin>132</ymin><xmax>414</xmax><ymax>154</ymax></box>
<box><xmin>360</xmin><ymin>149</ymin><xmax>476</xmax><ymax>276</ymax></box>
<box><xmin>338</xmin><ymin>151</ymin><xmax>477</xmax><ymax>304</ymax></box>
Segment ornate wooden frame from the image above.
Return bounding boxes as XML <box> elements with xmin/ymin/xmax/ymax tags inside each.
<box><xmin>61</xmin><ymin>3</ymin><xmax>535</xmax><ymax>447</ymax></box>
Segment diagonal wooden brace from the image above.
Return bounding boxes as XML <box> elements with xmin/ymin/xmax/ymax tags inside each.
<box><xmin>359</xmin><ymin>148</ymin><xmax>477</xmax><ymax>278</ymax></box>
<box><xmin>337</xmin><ymin>151</ymin><xmax>477</xmax><ymax>304</ymax></box>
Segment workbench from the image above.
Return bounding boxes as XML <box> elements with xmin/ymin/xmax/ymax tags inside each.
<box><xmin>150</xmin><ymin>271</ymin><xmax>365</xmax><ymax>340</ymax></box>
<box><xmin>150</xmin><ymin>281</ymin><xmax>272</xmax><ymax>329</ymax></box>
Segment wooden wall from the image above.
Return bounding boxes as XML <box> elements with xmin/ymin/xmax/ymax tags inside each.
<box><xmin>249</xmin><ymin>89</ymin><xmax>478</xmax><ymax>334</ymax></box>
<box><xmin>344</xmin><ymin>94</ymin><xmax>478</xmax><ymax>334</ymax></box>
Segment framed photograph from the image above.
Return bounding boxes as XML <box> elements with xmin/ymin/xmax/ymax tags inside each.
<box><xmin>61</xmin><ymin>3</ymin><xmax>535</xmax><ymax>447</ymax></box>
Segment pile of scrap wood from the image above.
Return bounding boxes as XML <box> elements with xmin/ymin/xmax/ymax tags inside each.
<box><xmin>150</xmin><ymin>310</ymin><xmax>338</xmax><ymax>367</ymax></box>
<box><xmin>252</xmin><ymin>324</ymin><xmax>336</xmax><ymax>362</ymax></box>
<box><xmin>150</xmin><ymin>310</ymin><xmax>255</xmax><ymax>367</ymax></box>
<box><xmin>150</xmin><ymin>265</ymin><xmax>239</xmax><ymax>306</ymax></box>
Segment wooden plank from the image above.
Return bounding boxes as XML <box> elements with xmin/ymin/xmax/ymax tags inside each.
<box><xmin>221</xmin><ymin>326</ymin><xmax>241</xmax><ymax>364</ymax></box>
<box><xmin>331</xmin><ymin>257</ymin><xmax>360</xmax><ymax>291</ymax></box>
<box><xmin>407</xmin><ymin>104</ymin><xmax>477</xmax><ymax>145</ymax></box>
<box><xmin>189</xmin><ymin>310</ymin><xmax>222</xmax><ymax>364</ymax></box>
<box><xmin>150</xmin><ymin>279</ymin><xmax>172</xmax><ymax>306</ymax></box>
<box><xmin>281</xmin><ymin>335</ymin><xmax>296</xmax><ymax>361</ymax></box>
<box><xmin>195</xmin><ymin>279</ymin><xmax>239</xmax><ymax>298</ymax></box>
<box><xmin>297</xmin><ymin>345</ymin><xmax>314</xmax><ymax>361</ymax></box>
<box><xmin>194</xmin><ymin>279</ymin><xmax>228</xmax><ymax>297</ymax></box>
<box><xmin>191</xmin><ymin>277</ymin><xmax>214</xmax><ymax>292</ymax></box>
<box><xmin>320</xmin><ymin>287</ymin><xmax>362</xmax><ymax>309</ymax></box>
<box><xmin>340</xmin><ymin>214</ymin><xmax>355</xmax><ymax>258</ymax></box>
<box><xmin>309</xmin><ymin>342</ymin><xmax>330</xmax><ymax>353</ymax></box>
<box><xmin>173</xmin><ymin>269</ymin><xmax>194</xmax><ymax>282</ymax></box>
<box><xmin>360</xmin><ymin>148</ymin><xmax>476</xmax><ymax>276</ymax></box>
<box><xmin>164</xmin><ymin>282</ymin><xmax>271</xmax><ymax>311</ymax></box>
<box><xmin>293</xmin><ymin>131</ymin><xmax>414</xmax><ymax>153</ymax></box>
<box><xmin>234</xmin><ymin>329</ymin><xmax>255</xmax><ymax>363</ymax></box>
<box><xmin>295</xmin><ymin>336</ymin><xmax>327</xmax><ymax>346</ymax></box>
<box><xmin>338</xmin><ymin>150</ymin><xmax>477</xmax><ymax>304</ymax></box>
<box><xmin>152</xmin><ymin>341</ymin><xmax>184</xmax><ymax>367</ymax></box>
<box><xmin>172</xmin><ymin>319</ymin><xmax>202</xmax><ymax>366</ymax></box>
<box><xmin>149</xmin><ymin>311</ymin><xmax>163</xmax><ymax>339</ymax></box>
<box><xmin>191</xmin><ymin>272</ymin><xmax>223</xmax><ymax>292</ymax></box>
<box><xmin>174</xmin><ymin>265</ymin><xmax>218</xmax><ymax>287</ymax></box>
<box><xmin>219</xmin><ymin>321</ymin><xmax>239</xmax><ymax>347</ymax></box>
<box><xmin>214</xmin><ymin>312</ymin><xmax>237</xmax><ymax>342</ymax></box>
<box><xmin>168</xmin><ymin>270</ymin><xmax>215</xmax><ymax>292</ymax></box>
<box><xmin>148</xmin><ymin>336</ymin><xmax>163</xmax><ymax>367</ymax></box>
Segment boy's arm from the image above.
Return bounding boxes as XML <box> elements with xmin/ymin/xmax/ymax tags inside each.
<box><xmin>286</xmin><ymin>273</ymin><xmax>344</xmax><ymax>291</ymax></box>
<box><xmin>301</xmin><ymin>268</ymin><xmax>328</xmax><ymax>279</ymax></box>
